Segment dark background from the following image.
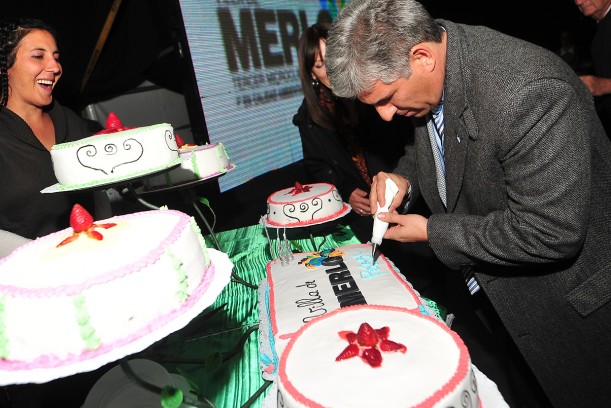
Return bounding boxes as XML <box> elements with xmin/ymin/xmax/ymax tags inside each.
<box><xmin>1</xmin><ymin>0</ymin><xmax>596</xmax><ymax>113</ymax></box>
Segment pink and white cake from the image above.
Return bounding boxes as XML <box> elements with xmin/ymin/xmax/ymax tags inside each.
<box><xmin>277</xmin><ymin>305</ymin><xmax>480</xmax><ymax>408</ymax></box>
<box><xmin>47</xmin><ymin>113</ymin><xmax>180</xmax><ymax>191</ymax></box>
<box><xmin>264</xmin><ymin>182</ymin><xmax>350</xmax><ymax>228</ymax></box>
<box><xmin>0</xmin><ymin>205</ymin><xmax>231</xmax><ymax>386</ymax></box>
<box><xmin>142</xmin><ymin>141</ymin><xmax>235</xmax><ymax>190</ymax></box>
<box><xmin>259</xmin><ymin>244</ymin><xmax>423</xmax><ymax>377</ymax></box>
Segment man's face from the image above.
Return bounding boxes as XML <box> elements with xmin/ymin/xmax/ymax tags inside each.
<box><xmin>358</xmin><ymin>74</ymin><xmax>440</xmax><ymax>122</ymax></box>
<box><xmin>575</xmin><ymin>0</ymin><xmax>611</xmax><ymax>20</ymax></box>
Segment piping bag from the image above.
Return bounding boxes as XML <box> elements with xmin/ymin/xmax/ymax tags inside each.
<box><xmin>371</xmin><ymin>178</ymin><xmax>399</xmax><ymax>264</ymax></box>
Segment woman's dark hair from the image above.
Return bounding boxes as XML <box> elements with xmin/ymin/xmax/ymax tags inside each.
<box><xmin>298</xmin><ymin>22</ymin><xmax>336</xmax><ymax>129</ymax></box>
<box><xmin>0</xmin><ymin>18</ymin><xmax>59</xmax><ymax>107</ymax></box>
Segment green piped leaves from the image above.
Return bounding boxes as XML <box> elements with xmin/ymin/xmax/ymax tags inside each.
<box><xmin>0</xmin><ymin>297</ymin><xmax>8</xmax><ymax>359</ymax></box>
<box><xmin>73</xmin><ymin>295</ymin><xmax>101</xmax><ymax>350</ymax></box>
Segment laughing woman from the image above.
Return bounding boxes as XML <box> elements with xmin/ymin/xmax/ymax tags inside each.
<box><xmin>0</xmin><ymin>18</ymin><xmax>95</xmax><ymax>244</ymax></box>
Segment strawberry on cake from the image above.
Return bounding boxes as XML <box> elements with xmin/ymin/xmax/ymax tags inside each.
<box><xmin>0</xmin><ymin>204</ymin><xmax>232</xmax><ymax>386</ymax></box>
<box><xmin>264</xmin><ymin>182</ymin><xmax>351</xmax><ymax>228</ymax></box>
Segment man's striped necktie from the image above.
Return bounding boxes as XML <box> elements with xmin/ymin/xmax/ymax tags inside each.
<box><xmin>431</xmin><ymin>102</ymin><xmax>480</xmax><ymax>295</ymax></box>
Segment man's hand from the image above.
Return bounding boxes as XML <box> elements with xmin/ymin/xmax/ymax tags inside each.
<box><xmin>376</xmin><ymin>212</ymin><xmax>429</xmax><ymax>242</ymax></box>
<box><xmin>370</xmin><ymin>172</ymin><xmax>410</xmax><ymax>214</ymax></box>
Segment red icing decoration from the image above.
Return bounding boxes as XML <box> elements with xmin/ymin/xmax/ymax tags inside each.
<box><xmin>57</xmin><ymin>204</ymin><xmax>116</xmax><ymax>247</ymax></box>
<box><xmin>335</xmin><ymin>322</ymin><xmax>407</xmax><ymax>368</ymax></box>
<box><xmin>287</xmin><ymin>182</ymin><xmax>311</xmax><ymax>195</ymax></box>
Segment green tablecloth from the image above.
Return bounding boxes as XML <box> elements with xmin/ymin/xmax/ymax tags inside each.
<box><xmin>147</xmin><ymin>222</ymin><xmax>361</xmax><ymax>407</ymax></box>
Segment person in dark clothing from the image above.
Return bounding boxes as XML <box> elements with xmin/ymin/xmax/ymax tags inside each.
<box><xmin>326</xmin><ymin>0</ymin><xmax>611</xmax><ymax>406</ymax></box>
<box><xmin>574</xmin><ymin>0</ymin><xmax>611</xmax><ymax>137</ymax></box>
<box><xmin>0</xmin><ymin>18</ymin><xmax>95</xmax><ymax>245</ymax></box>
<box><xmin>294</xmin><ymin>22</ymin><xmax>446</xmax><ymax>302</ymax></box>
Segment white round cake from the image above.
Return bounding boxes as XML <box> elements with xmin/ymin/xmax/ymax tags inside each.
<box><xmin>277</xmin><ymin>305</ymin><xmax>480</xmax><ymax>408</ymax></box>
<box><xmin>142</xmin><ymin>142</ymin><xmax>235</xmax><ymax>190</ymax></box>
<box><xmin>49</xmin><ymin>123</ymin><xmax>180</xmax><ymax>190</ymax></box>
<box><xmin>0</xmin><ymin>206</ymin><xmax>230</xmax><ymax>386</ymax></box>
<box><xmin>265</xmin><ymin>182</ymin><xmax>350</xmax><ymax>228</ymax></box>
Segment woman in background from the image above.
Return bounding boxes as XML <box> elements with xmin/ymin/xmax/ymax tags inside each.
<box><xmin>0</xmin><ymin>18</ymin><xmax>95</xmax><ymax>243</ymax></box>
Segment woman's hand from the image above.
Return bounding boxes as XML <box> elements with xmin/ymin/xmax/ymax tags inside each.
<box><xmin>349</xmin><ymin>188</ymin><xmax>371</xmax><ymax>216</ymax></box>
<box><xmin>376</xmin><ymin>212</ymin><xmax>429</xmax><ymax>242</ymax></box>
<box><xmin>370</xmin><ymin>172</ymin><xmax>410</xmax><ymax>214</ymax></box>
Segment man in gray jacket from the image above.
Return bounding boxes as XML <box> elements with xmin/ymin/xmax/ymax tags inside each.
<box><xmin>326</xmin><ymin>0</ymin><xmax>611</xmax><ymax>407</ymax></box>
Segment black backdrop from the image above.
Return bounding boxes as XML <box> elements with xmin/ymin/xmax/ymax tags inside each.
<box><xmin>1</xmin><ymin>0</ymin><xmax>596</xmax><ymax>113</ymax></box>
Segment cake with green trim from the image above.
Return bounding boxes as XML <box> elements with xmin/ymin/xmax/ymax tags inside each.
<box><xmin>49</xmin><ymin>113</ymin><xmax>180</xmax><ymax>190</ymax></box>
<box><xmin>142</xmin><ymin>139</ymin><xmax>235</xmax><ymax>191</ymax></box>
<box><xmin>0</xmin><ymin>205</ymin><xmax>218</xmax><ymax>386</ymax></box>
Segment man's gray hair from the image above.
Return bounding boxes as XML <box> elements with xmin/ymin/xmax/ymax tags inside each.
<box><xmin>326</xmin><ymin>0</ymin><xmax>441</xmax><ymax>98</ymax></box>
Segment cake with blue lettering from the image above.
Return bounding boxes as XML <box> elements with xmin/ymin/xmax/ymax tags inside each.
<box><xmin>0</xmin><ymin>205</ymin><xmax>231</xmax><ymax>386</ymax></box>
<box><xmin>258</xmin><ymin>243</ymin><xmax>423</xmax><ymax>379</ymax></box>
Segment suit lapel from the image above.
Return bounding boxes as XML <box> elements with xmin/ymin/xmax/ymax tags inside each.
<box><xmin>415</xmin><ymin>120</ymin><xmax>446</xmax><ymax>212</ymax></box>
<box><xmin>441</xmin><ymin>21</ymin><xmax>478</xmax><ymax>212</ymax></box>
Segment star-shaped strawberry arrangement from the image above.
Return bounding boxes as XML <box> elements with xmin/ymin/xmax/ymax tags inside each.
<box><xmin>335</xmin><ymin>322</ymin><xmax>407</xmax><ymax>368</ymax></box>
<box><xmin>94</xmin><ymin>112</ymin><xmax>135</xmax><ymax>135</ymax></box>
<box><xmin>57</xmin><ymin>204</ymin><xmax>117</xmax><ymax>247</ymax></box>
<box><xmin>287</xmin><ymin>182</ymin><xmax>311</xmax><ymax>195</ymax></box>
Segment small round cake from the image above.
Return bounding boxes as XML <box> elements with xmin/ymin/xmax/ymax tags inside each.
<box><xmin>0</xmin><ymin>206</ymin><xmax>229</xmax><ymax>386</ymax></box>
<box><xmin>142</xmin><ymin>142</ymin><xmax>235</xmax><ymax>190</ymax></box>
<box><xmin>49</xmin><ymin>114</ymin><xmax>180</xmax><ymax>190</ymax></box>
<box><xmin>265</xmin><ymin>182</ymin><xmax>350</xmax><ymax>228</ymax></box>
<box><xmin>277</xmin><ymin>305</ymin><xmax>480</xmax><ymax>408</ymax></box>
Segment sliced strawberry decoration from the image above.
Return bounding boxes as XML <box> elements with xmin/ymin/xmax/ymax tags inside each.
<box><xmin>338</xmin><ymin>330</ymin><xmax>358</xmax><ymax>344</ymax></box>
<box><xmin>175</xmin><ymin>133</ymin><xmax>186</xmax><ymax>148</ymax></box>
<box><xmin>375</xmin><ymin>326</ymin><xmax>390</xmax><ymax>340</ymax></box>
<box><xmin>106</xmin><ymin>112</ymin><xmax>122</xmax><ymax>130</ymax></box>
<box><xmin>356</xmin><ymin>323</ymin><xmax>378</xmax><ymax>347</ymax></box>
<box><xmin>335</xmin><ymin>321</ymin><xmax>407</xmax><ymax>368</ymax></box>
<box><xmin>94</xmin><ymin>113</ymin><xmax>135</xmax><ymax>135</ymax></box>
<box><xmin>336</xmin><ymin>343</ymin><xmax>359</xmax><ymax>361</ymax></box>
<box><xmin>57</xmin><ymin>204</ymin><xmax>116</xmax><ymax>247</ymax></box>
<box><xmin>361</xmin><ymin>347</ymin><xmax>382</xmax><ymax>368</ymax></box>
<box><xmin>70</xmin><ymin>204</ymin><xmax>93</xmax><ymax>233</ymax></box>
<box><xmin>379</xmin><ymin>339</ymin><xmax>407</xmax><ymax>353</ymax></box>
<box><xmin>86</xmin><ymin>230</ymin><xmax>104</xmax><ymax>241</ymax></box>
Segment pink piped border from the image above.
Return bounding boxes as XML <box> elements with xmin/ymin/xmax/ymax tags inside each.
<box><xmin>278</xmin><ymin>304</ymin><xmax>471</xmax><ymax>408</ymax></box>
<box><xmin>266</xmin><ymin>182</ymin><xmax>335</xmax><ymax>205</ymax></box>
<box><xmin>0</xmin><ymin>262</ymin><xmax>216</xmax><ymax>372</ymax></box>
<box><xmin>0</xmin><ymin>210</ymin><xmax>189</xmax><ymax>297</ymax></box>
<box><xmin>265</xmin><ymin>203</ymin><xmax>350</xmax><ymax>228</ymax></box>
